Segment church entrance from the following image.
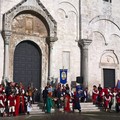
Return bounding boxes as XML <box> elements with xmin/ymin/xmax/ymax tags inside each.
<box><xmin>103</xmin><ymin>68</ymin><xmax>115</xmax><ymax>88</ymax></box>
<box><xmin>13</xmin><ymin>40</ymin><xmax>42</xmax><ymax>102</ymax></box>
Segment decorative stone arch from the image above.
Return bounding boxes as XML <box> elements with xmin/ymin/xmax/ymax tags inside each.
<box><xmin>14</xmin><ymin>38</ymin><xmax>44</xmax><ymax>55</ymax></box>
<box><xmin>99</xmin><ymin>50</ymin><xmax>119</xmax><ymax>86</ymax></box>
<box><xmin>2</xmin><ymin>0</ymin><xmax>57</xmax><ymax>86</ymax></box>
<box><xmin>89</xmin><ymin>31</ymin><xmax>107</xmax><ymax>45</ymax></box>
<box><xmin>100</xmin><ymin>50</ymin><xmax>119</xmax><ymax>68</ymax></box>
<box><xmin>9</xmin><ymin>34</ymin><xmax>48</xmax><ymax>88</ymax></box>
<box><xmin>3</xmin><ymin>5</ymin><xmax>57</xmax><ymax>38</ymax></box>
<box><xmin>88</xmin><ymin>15</ymin><xmax>120</xmax><ymax>39</ymax></box>
<box><xmin>99</xmin><ymin>50</ymin><xmax>119</xmax><ymax>87</ymax></box>
<box><xmin>89</xmin><ymin>15</ymin><xmax>120</xmax><ymax>30</ymax></box>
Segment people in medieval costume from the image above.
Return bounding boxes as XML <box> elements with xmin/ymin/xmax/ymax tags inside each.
<box><xmin>24</xmin><ymin>92</ymin><xmax>32</xmax><ymax>115</ymax></box>
<box><xmin>42</xmin><ymin>86</ymin><xmax>48</xmax><ymax>111</ymax></box>
<box><xmin>83</xmin><ymin>87</ymin><xmax>88</xmax><ymax>102</ymax></box>
<box><xmin>14</xmin><ymin>83</ymin><xmax>20</xmax><ymax>116</ymax></box>
<box><xmin>19</xmin><ymin>82</ymin><xmax>25</xmax><ymax>114</ymax></box>
<box><xmin>27</xmin><ymin>100</ymin><xmax>32</xmax><ymax>115</ymax></box>
<box><xmin>72</xmin><ymin>90</ymin><xmax>81</xmax><ymax>113</ymax></box>
<box><xmin>104</xmin><ymin>94</ymin><xmax>111</xmax><ymax>112</ymax></box>
<box><xmin>64</xmin><ymin>92</ymin><xmax>70</xmax><ymax>112</ymax></box>
<box><xmin>19</xmin><ymin>93</ymin><xmax>25</xmax><ymax>114</ymax></box>
<box><xmin>97</xmin><ymin>87</ymin><xmax>104</xmax><ymax>106</ymax></box>
<box><xmin>27</xmin><ymin>85</ymin><xmax>33</xmax><ymax>103</ymax></box>
<box><xmin>108</xmin><ymin>88</ymin><xmax>113</xmax><ymax>111</ymax></box>
<box><xmin>92</xmin><ymin>85</ymin><xmax>99</xmax><ymax>104</ymax></box>
<box><xmin>4</xmin><ymin>82</ymin><xmax>12</xmax><ymax>116</ymax></box>
<box><xmin>116</xmin><ymin>90</ymin><xmax>120</xmax><ymax>112</ymax></box>
<box><xmin>45</xmin><ymin>93</ymin><xmax>53</xmax><ymax>113</ymax></box>
<box><xmin>0</xmin><ymin>93</ymin><xmax>5</xmax><ymax>117</ymax></box>
<box><xmin>8</xmin><ymin>92</ymin><xmax>16</xmax><ymax>116</ymax></box>
<box><xmin>3</xmin><ymin>92</ymin><xmax>7</xmax><ymax>117</ymax></box>
<box><xmin>32</xmin><ymin>87</ymin><xmax>37</xmax><ymax>104</ymax></box>
<box><xmin>111</xmin><ymin>88</ymin><xmax>117</xmax><ymax>111</ymax></box>
<box><xmin>53</xmin><ymin>85</ymin><xmax>62</xmax><ymax>110</ymax></box>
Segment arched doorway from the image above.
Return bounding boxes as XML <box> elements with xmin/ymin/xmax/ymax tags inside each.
<box><xmin>13</xmin><ymin>40</ymin><xmax>42</xmax><ymax>102</ymax></box>
<box><xmin>100</xmin><ymin>50</ymin><xmax>119</xmax><ymax>88</ymax></box>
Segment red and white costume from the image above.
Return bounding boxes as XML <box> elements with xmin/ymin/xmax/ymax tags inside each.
<box><xmin>104</xmin><ymin>95</ymin><xmax>111</xmax><ymax>110</ymax></box>
<box><xmin>8</xmin><ymin>94</ymin><xmax>16</xmax><ymax>114</ymax></box>
<box><xmin>0</xmin><ymin>94</ymin><xmax>5</xmax><ymax>114</ymax></box>
<box><xmin>19</xmin><ymin>86</ymin><xmax>25</xmax><ymax>113</ymax></box>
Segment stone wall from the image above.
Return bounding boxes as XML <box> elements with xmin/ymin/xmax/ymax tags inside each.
<box><xmin>0</xmin><ymin>0</ymin><xmax>120</xmax><ymax>92</ymax></box>
<box><xmin>81</xmin><ymin>0</ymin><xmax>120</xmax><ymax>93</ymax></box>
<box><xmin>0</xmin><ymin>0</ymin><xmax>80</xmax><ymax>88</ymax></box>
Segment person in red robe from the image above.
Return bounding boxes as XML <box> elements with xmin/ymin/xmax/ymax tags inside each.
<box><xmin>92</xmin><ymin>85</ymin><xmax>99</xmax><ymax>104</ymax></box>
<box><xmin>15</xmin><ymin>83</ymin><xmax>20</xmax><ymax>116</ymax></box>
<box><xmin>19</xmin><ymin>82</ymin><xmax>25</xmax><ymax>114</ymax></box>
<box><xmin>64</xmin><ymin>92</ymin><xmax>70</xmax><ymax>112</ymax></box>
<box><xmin>104</xmin><ymin>94</ymin><xmax>111</xmax><ymax>112</ymax></box>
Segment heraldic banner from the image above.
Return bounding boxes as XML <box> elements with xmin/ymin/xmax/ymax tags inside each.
<box><xmin>60</xmin><ymin>69</ymin><xmax>67</xmax><ymax>84</ymax></box>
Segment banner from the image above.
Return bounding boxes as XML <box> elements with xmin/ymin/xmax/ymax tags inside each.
<box><xmin>60</xmin><ymin>69</ymin><xmax>67</xmax><ymax>84</ymax></box>
<box><xmin>116</xmin><ymin>80</ymin><xmax>120</xmax><ymax>89</ymax></box>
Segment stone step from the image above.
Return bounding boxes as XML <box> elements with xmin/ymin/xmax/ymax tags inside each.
<box><xmin>31</xmin><ymin>102</ymin><xmax>101</xmax><ymax>113</ymax></box>
<box><xmin>70</xmin><ymin>102</ymin><xmax>101</xmax><ymax>112</ymax></box>
<box><xmin>32</xmin><ymin>104</ymin><xmax>39</xmax><ymax>107</ymax></box>
<box><xmin>30</xmin><ymin>111</ymin><xmax>45</xmax><ymax>115</ymax></box>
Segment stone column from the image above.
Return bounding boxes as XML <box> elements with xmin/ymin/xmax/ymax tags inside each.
<box><xmin>3</xmin><ymin>31</ymin><xmax>11</xmax><ymax>84</ymax></box>
<box><xmin>46</xmin><ymin>36</ymin><xmax>58</xmax><ymax>82</ymax></box>
<box><xmin>79</xmin><ymin>39</ymin><xmax>92</xmax><ymax>88</ymax></box>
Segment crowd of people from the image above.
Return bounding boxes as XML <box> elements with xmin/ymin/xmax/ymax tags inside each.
<box><xmin>42</xmin><ymin>83</ymin><xmax>88</xmax><ymax>113</ymax></box>
<box><xmin>0</xmin><ymin>82</ymin><xmax>36</xmax><ymax>117</ymax></box>
<box><xmin>1</xmin><ymin>80</ymin><xmax>120</xmax><ymax>117</ymax></box>
<box><xmin>92</xmin><ymin>84</ymin><xmax>120</xmax><ymax>112</ymax></box>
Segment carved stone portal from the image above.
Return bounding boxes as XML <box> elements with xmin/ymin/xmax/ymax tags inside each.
<box><xmin>12</xmin><ymin>14</ymin><xmax>48</xmax><ymax>37</ymax></box>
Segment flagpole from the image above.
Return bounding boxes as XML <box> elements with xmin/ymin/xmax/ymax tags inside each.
<box><xmin>63</xmin><ymin>66</ymin><xmax>64</xmax><ymax>71</ymax></box>
<box><xmin>79</xmin><ymin>0</ymin><xmax>82</xmax><ymax>77</ymax></box>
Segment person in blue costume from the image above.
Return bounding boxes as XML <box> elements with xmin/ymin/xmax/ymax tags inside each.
<box><xmin>72</xmin><ymin>90</ymin><xmax>81</xmax><ymax>113</ymax></box>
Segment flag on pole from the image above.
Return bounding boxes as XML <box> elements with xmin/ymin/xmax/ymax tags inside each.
<box><xmin>60</xmin><ymin>69</ymin><xmax>67</xmax><ymax>84</ymax></box>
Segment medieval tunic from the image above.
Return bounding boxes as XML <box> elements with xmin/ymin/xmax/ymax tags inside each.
<box><xmin>104</xmin><ymin>95</ymin><xmax>111</xmax><ymax>110</ymax></box>
<box><xmin>8</xmin><ymin>94</ymin><xmax>16</xmax><ymax>113</ymax></box>
<box><xmin>111</xmin><ymin>92</ymin><xmax>117</xmax><ymax>111</ymax></box>
<box><xmin>46</xmin><ymin>96</ymin><xmax>53</xmax><ymax>113</ymax></box>
<box><xmin>19</xmin><ymin>86</ymin><xmax>25</xmax><ymax>114</ymax></box>
<box><xmin>92</xmin><ymin>89</ymin><xmax>99</xmax><ymax>104</ymax></box>
<box><xmin>0</xmin><ymin>94</ymin><xmax>5</xmax><ymax>114</ymax></box>
<box><xmin>72</xmin><ymin>92</ymin><xmax>81</xmax><ymax>112</ymax></box>
<box><xmin>64</xmin><ymin>94</ymin><xmax>70</xmax><ymax>112</ymax></box>
<box><xmin>15</xmin><ymin>87</ymin><xmax>20</xmax><ymax>116</ymax></box>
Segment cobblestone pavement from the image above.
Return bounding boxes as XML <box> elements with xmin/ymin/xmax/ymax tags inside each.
<box><xmin>1</xmin><ymin>111</ymin><xmax>120</xmax><ymax>120</ymax></box>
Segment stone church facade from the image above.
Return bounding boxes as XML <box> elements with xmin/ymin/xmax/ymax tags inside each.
<box><xmin>0</xmin><ymin>0</ymin><xmax>120</xmax><ymax>93</ymax></box>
